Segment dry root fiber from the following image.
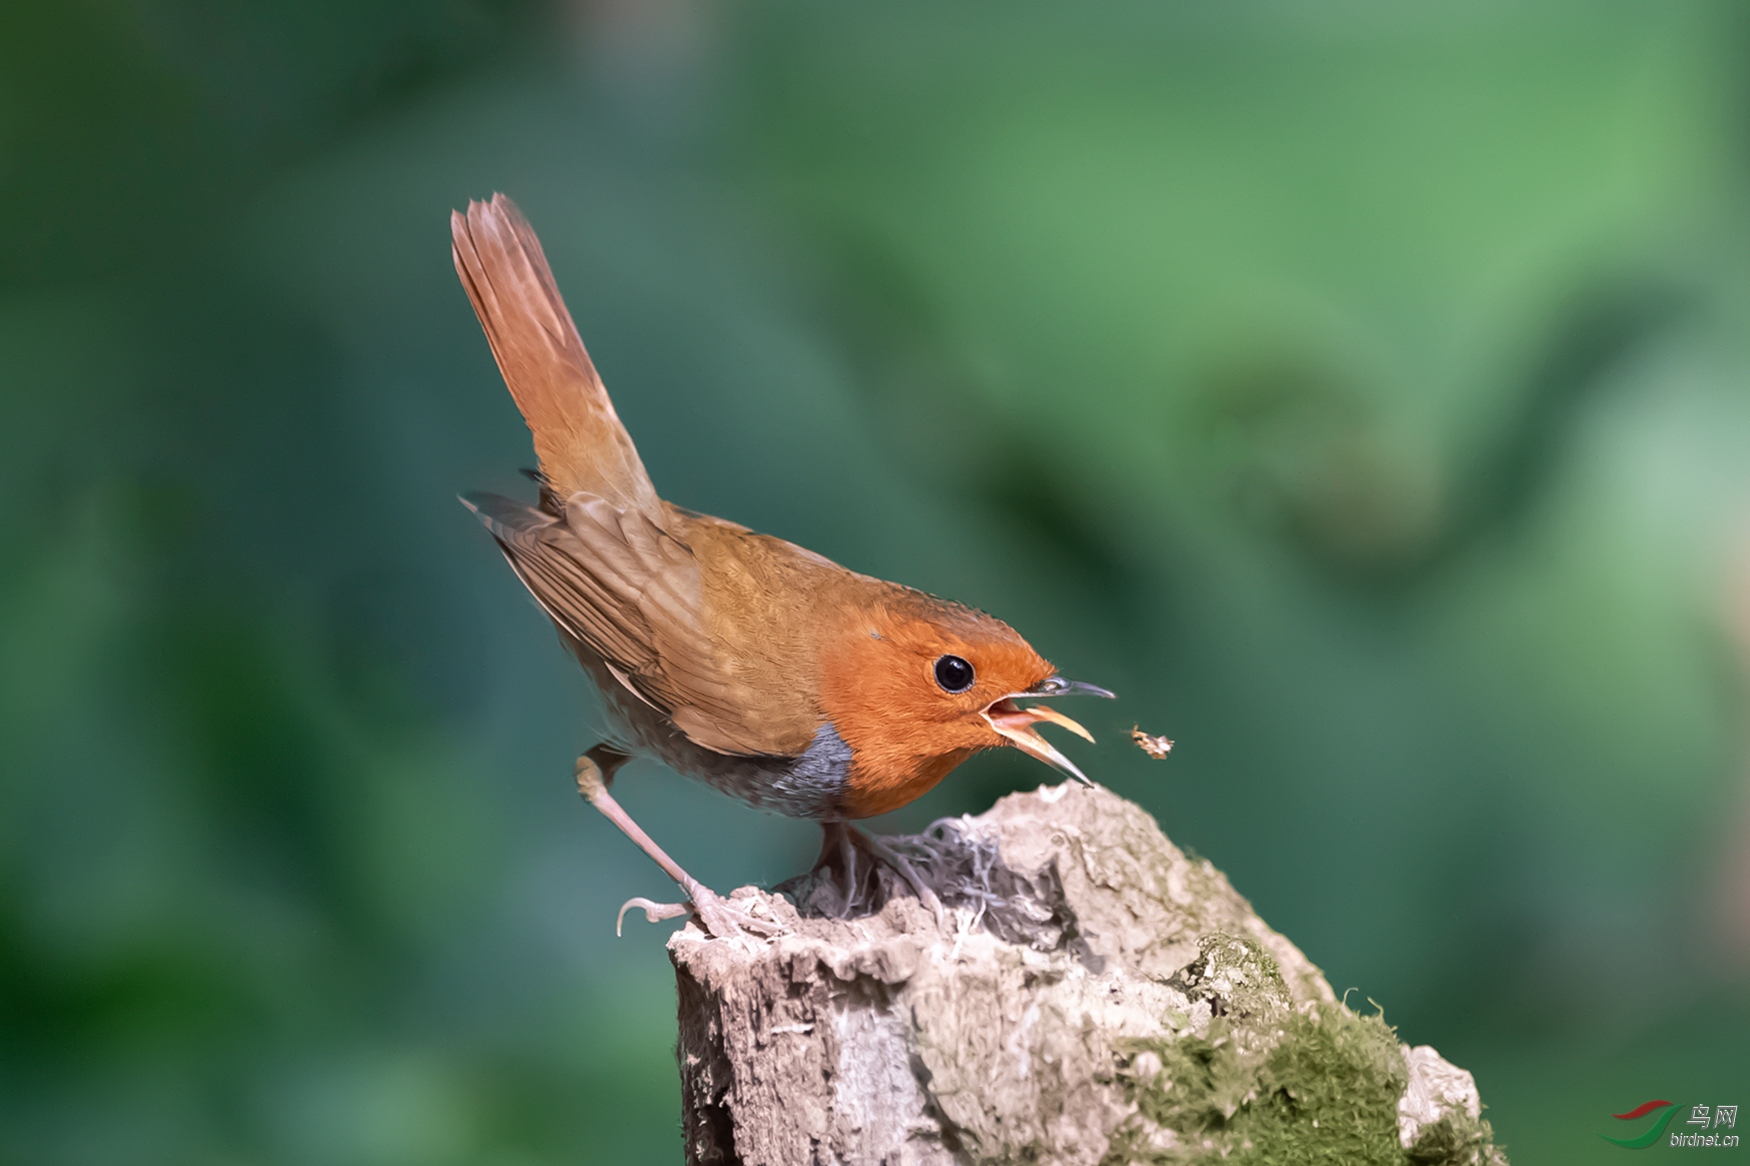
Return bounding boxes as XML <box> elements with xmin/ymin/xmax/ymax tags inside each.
<box><xmin>669</xmin><ymin>783</ymin><xmax>1505</xmax><ymax>1166</ymax></box>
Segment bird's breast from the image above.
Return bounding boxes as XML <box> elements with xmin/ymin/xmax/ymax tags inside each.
<box><xmin>840</xmin><ymin>746</ymin><xmax>981</xmax><ymax>819</ymax></box>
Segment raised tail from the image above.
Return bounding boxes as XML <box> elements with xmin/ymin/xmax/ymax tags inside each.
<box><xmin>451</xmin><ymin>194</ymin><xmax>660</xmax><ymax>514</ymax></box>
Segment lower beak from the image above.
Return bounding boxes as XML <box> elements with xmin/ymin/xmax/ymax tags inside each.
<box><xmin>983</xmin><ymin>700</ymin><xmax>1097</xmax><ymax>785</ymax></box>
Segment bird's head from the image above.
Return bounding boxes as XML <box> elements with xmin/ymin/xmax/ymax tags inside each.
<box><xmin>819</xmin><ymin>587</ymin><xmax>1113</xmax><ymax>817</ymax></box>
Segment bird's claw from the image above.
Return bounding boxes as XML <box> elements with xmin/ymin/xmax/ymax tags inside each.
<box><xmin>614</xmin><ymin>887</ymin><xmax>787</xmax><ymax>941</ymax></box>
<box><xmin>861</xmin><ymin>833</ymin><xmax>949</xmax><ymax>929</ymax></box>
<box><xmin>617</xmin><ymin>896</ymin><xmax>690</xmax><ymax>936</ymax></box>
<box><xmin>811</xmin><ymin>823</ymin><xmax>948</xmax><ymax>926</ymax></box>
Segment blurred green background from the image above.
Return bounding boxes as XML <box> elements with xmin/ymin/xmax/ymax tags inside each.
<box><xmin>4</xmin><ymin>0</ymin><xmax>1750</xmax><ymax>1161</ymax></box>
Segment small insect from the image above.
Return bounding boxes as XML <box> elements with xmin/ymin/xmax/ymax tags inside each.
<box><xmin>1131</xmin><ymin>726</ymin><xmax>1174</xmax><ymax>759</ymax></box>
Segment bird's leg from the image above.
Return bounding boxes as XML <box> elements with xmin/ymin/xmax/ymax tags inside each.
<box><xmin>574</xmin><ymin>749</ymin><xmax>783</xmax><ymax>940</ymax></box>
<box><xmin>812</xmin><ymin>821</ymin><xmax>945</xmax><ymax>923</ymax></box>
<box><xmin>850</xmin><ymin>827</ymin><xmax>947</xmax><ymax>925</ymax></box>
<box><xmin>812</xmin><ymin>821</ymin><xmax>863</xmax><ymax>916</ymax></box>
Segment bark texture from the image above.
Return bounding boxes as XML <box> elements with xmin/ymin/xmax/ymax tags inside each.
<box><xmin>669</xmin><ymin>783</ymin><xmax>1506</xmax><ymax>1166</ymax></box>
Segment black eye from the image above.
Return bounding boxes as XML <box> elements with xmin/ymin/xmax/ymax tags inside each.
<box><xmin>934</xmin><ymin>654</ymin><xmax>975</xmax><ymax>693</ymax></box>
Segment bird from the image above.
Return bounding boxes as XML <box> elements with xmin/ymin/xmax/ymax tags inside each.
<box><xmin>452</xmin><ymin>194</ymin><xmax>1113</xmax><ymax>938</ymax></box>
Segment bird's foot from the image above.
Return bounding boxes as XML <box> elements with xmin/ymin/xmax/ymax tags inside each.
<box><xmin>809</xmin><ymin>823</ymin><xmax>947</xmax><ymax>925</ymax></box>
<box><xmin>615</xmin><ymin>885</ymin><xmax>787</xmax><ymax>941</ymax></box>
<box><xmin>616</xmin><ymin>896</ymin><xmax>690</xmax><ymax>935</ymax></box>
<box><xmin>687</xmin><ymin>885</ymin><xmax>787</xmax><ymax>940</ymax></box>
<box><xmin>856</xmin><ymin>830</ymin><xmax>948</xmax><ymax>927</ymax></box>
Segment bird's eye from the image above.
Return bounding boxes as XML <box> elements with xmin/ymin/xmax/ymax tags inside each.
<box><xmin>934</xmin><ymin>654</ymin><xmax>975</xmax><ymax>693</ymax></box>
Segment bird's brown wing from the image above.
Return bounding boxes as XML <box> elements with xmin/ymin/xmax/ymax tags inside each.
<box><xmin>464</xmin><ymin>492</ymin><xmax>817</xmax><ymax>757</ymax></box>
<box><xmin>451</xmin><ymin>195</ymin><xmax>660</xmax><ymax>514</ymax></box>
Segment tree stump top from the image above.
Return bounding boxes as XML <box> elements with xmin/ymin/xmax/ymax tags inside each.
<box><xmin>671</xmin><ymin>783</ymin><xmax>1504</xmax><ymax>1166</ymax></box>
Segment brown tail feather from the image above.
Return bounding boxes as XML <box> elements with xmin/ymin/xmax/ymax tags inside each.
<box><xmin>451</xmin><ymin>194</ymin><xmax>660</xmax><ymax>514</ymax></box>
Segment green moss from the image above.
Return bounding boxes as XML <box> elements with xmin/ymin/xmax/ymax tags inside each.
<box><xmin>1405</xmin><ymin>1112</ymin><xmax>1507</xmax><ymax>1166</ymax></box>
<box><xmin>1239</xmin><ymin>1005</ymin><xmax>1408</xmax><ymax>1165</ymax></box>
<box><xmin>1105</xmin><ymin>935</ymin><xmax>1415</xmax><ymax>1166</ymax></box>
<box><xmin>1119</xmin><ymin>1018</ymin><xmax>1254</xmax><ymax>1141</ymax></box>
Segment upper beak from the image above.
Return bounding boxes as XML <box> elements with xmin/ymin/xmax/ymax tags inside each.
<box><xmin>982</xmin><ymin>675</ymin><xmax>1114</xmax><ymax>786</ymax></box>
<box><xmin>1020</xmin><ymin>676</ymin><xmax>1117</xmax><ymax>700</ymax></box>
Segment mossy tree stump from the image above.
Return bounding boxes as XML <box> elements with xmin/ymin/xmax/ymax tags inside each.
<box><xmin>669</xmin><ymin>784</ymin><xmax>1505</xmax><ymax>1166</ymax></box>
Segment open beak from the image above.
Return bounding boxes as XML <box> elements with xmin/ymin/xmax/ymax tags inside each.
<box><xmin>981</xmin><ymin>675</ymin><xmax>1114</xmax><ymax>786</ymax></box>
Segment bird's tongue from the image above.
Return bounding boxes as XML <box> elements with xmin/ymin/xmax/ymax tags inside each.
<box><xmin>985</xmin><ymin>700</ymin><xmax>1095</xmax><ymax>785</ymax></box>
